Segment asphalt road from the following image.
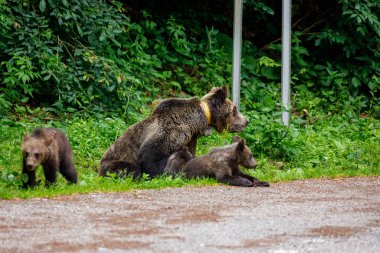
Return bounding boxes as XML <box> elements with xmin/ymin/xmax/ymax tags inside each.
<box><xmin>0</xmin><ymin>177</ymin><xmax>379</xmax><ymax>253</ymax></box>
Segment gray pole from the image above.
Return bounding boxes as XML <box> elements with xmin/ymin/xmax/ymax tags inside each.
<box><xmin>281</xmin><ymin>0</ymin><xmax>292</xmax><ymax>126</ymax></box>
<box><xmin>232</xmin><ymin>0</ymin><xmax>243</xmax><ymax>109</ymax></box>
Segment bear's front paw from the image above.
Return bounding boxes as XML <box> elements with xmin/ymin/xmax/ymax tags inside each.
<box><xmin>254</xmin><ymin>181</ymin><xmax>270</xmax><ymax>187</ymax></box>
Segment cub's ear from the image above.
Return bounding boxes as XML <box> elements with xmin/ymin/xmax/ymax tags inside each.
<box><xmin>236</xmin><ymin>138</ymin><xmax>246</xmax><ymax>153</ymax></box>
<box><xmin>23</xmin><ymin>134</ymin><xmax>30</xmax><ymax>142</ymax></box>
<box><xmin>232</xmin><ymin>136</ymin><xmax>242</xmax><ymax>143</ymax></box>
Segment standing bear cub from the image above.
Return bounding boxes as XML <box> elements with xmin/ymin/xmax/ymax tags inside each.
<box><xmin>22</xmin><ymin>128</ymin><xmax>78</xmax><ymax>187</ymax></box>
<box><xmin>179</xmin><ymin>136</ymin><xmax>270</xmax><ymax>187</ymax></box>
<box><xmin>99</xmin><ymin>86</ymin><xmax>249</xmax><ymax>178</ymax></box>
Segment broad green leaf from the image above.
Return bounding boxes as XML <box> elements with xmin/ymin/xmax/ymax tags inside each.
<box><xmin>99</xmin><ymin>31</ymin><xmax>107</xmax><ymax>42</ymax></box>
<box><xmin>39</xmin><ymin>0</ymin><xmax>46</xmax><ymax>12</ymax></box>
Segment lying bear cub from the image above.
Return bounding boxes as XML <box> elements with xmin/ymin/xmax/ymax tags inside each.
<box><xmin>165</xmin><ymin>136</ymin><xmax>269</xmax><ymax>187</ymax></box>
<box><xmin>21</xmin><ymin>128</ymin><xmax>78</xmax><ymax>187</ymax></box>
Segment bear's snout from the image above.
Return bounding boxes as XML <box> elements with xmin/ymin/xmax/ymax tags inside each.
<box><xmin>244</xmin><ymin>118</ymin><xmax>249</xmax><ymax>127</ymax></box>
<box><xmin>26</xmin><ymin>164</ymin><xmax>35</xmax><ymax>171</ymax></box>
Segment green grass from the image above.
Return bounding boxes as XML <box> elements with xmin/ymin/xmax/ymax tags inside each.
<box><xmin>0</xmin><ymin>112</ymin><xmax>379</xmax><ymax>199</ymax></box>
<box><xmin>242</xmin><ymin>113</ymin><xmax>380</xmax><ymax>182</ymax></box>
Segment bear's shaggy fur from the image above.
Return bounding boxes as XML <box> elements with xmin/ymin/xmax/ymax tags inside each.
<box><xmin>182</xmin><ymin>136</ymin><xmax>270</xmax><ymax>187</ymax></box>
<box><xmin>164</xmin><ymin>147</ymin><xmax>193</xmax><ymax>177</ymax></box>
<box><xmin>21</xmin><ymin>128</ymin><xmax>78</xmax><ymax>187</ymax></box>
<box><xmin>99</xmin><ymin>86</ymin><xmax>249</xmax><ymax>178</ymax></box>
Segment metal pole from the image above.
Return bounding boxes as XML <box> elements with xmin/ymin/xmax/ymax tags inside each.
<box><xmin>281</xmin><ymin>0</ymin><xmax>292</xmax><ymax>126</ymax></box>
<box><xmin>232</xmin><ymin>0</ymin><xmax>243</xmax><ymax>109</ymax></box>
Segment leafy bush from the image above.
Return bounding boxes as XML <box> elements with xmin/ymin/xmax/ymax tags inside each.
<box><xmin>0</xmin><ymin>0</ymin><xmax>233</xmax><ymax>118</ymax></box>
<box><xmin>1</xmin><ymin>0</ymin><xmax>379</xmax><ymax>119</ymax></box>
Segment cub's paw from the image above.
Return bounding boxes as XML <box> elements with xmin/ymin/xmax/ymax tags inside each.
<box><xmin>254</xmin><ymin>181</ymin><xmax>270</xmax><ymax>187</ymax></box>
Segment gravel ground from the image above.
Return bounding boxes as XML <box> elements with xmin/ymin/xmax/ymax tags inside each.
<box><xmin>0</xmin><ymin>177</ymin><xmax>379</xmax><ymax>253</ymax></box>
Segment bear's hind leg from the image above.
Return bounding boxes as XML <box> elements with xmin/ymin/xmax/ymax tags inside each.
<box><xmin>139</xmin><ymin>157</ymin><xmax>169</xmax><ymax>178</ymax></box>
<box><xmin>236</xmin><ymin>171</ymin><xmax>270</xmax><ymax>187</ymax></box>
<box><xmin>43</xmin><ymin>165</ymin><xmax>58</xmax><ymax>186</ymax></box>
<box><xmin>99</xmin><ymin>160</ymin><xmax>141</xmax><ymax>179</ymax></box>
<box><xmin>218</xmin><ymin>175</ymin><xmax>254</xmax><ymax>187</ymax></box>
<box><xmin>138</xmin><ymin>138</ymin><xmax>171</xmax><ymax>178</ymax></box>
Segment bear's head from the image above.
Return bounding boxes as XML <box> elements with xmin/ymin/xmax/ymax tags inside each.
<box><xmin>22</xmin><ymin>131</ymin><xmax>55</xmax><ymax>171</ymax></box>
<box><xmin>202</xmin><ymin>86</ymin><xmax>249</xmax><ymax>133</ymax></box>
<box><xmin>232</xmin><ymin>136</ymin><xmax>257</xmax><ymax>169</ymax></box>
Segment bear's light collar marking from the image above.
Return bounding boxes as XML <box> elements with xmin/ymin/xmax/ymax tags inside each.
<box><xmin>200</xmin><ymin>100</ymin><xmax>211</xmax><ymax>125</ymax></box>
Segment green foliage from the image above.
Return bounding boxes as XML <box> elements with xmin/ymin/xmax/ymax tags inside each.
<box><xmin>0</xmin><ymin>94</ymin><xmax>12</xmax><ymax>116</ymax></box>
<box><xmin>0</xmin><ymin>0</ymin><xmax>235</xmax><ymax>117</ymax></box>
<box><xmin>1</xmin><ymin>0</ymin><xmax>379</xmax><ymax>118</ymax></box>
<box><xmin>1</xmin><ymin>170</ymin><xmax>27</xmax><ymax>188</ymax></box>
<box><xmin>242</xmin><ymin>112</ymin><xmax>380</xmax><ymax>182</ymax></box>
<box><xmin>292</xmin><ymin>0</ymin><xmax>380</xmax><ymax>113</ymax></box>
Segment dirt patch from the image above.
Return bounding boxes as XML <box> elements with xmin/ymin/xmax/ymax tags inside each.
<box><xmin>309</xmin><ymin>225</ymin><xmax>366</xmax><ymax>237</ymax></box>
<box><xmin>35</xmin><ymin>241</ymin><xmax>99</xmax><ymax>253</ymax></box>
<box><xmin>99</xmin><ymin>239</ymin><xmax>151</xmax><ymax>251</ymax></box>
<box><xmin>160</xmin><ymin>235</ymin><xmax>186</xmax><ymax>241</ymax></box>
<box><xmin>208</xmin><ymin>235</ymin><xmax>286</xmax><ymax>249</ymax></box>
<box><xmin>35</xmin><ymin>239</ymin><xmax>150</xmax><ymax>252</ymax></box>
<box><xmin>353</xmin><ymin>203</ymin><xmax>380</xmax><ymax>213</ymax></box>
<box><xmin>166</xmin><ymin>208</ymin><xmax>221</xmax><ymax>225</ymax></box>
<box><xmin>367</xmin><ymin>219</ymin><xmax>380</xmax><ymax>228</ymax></box>
<box><xmin>110</xmin><ymin>227</ymin><xmax>160</xmax><ymax>237</ymax></box>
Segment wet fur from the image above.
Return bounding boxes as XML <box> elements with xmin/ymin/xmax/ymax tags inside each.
<box><xmin>22</xmin><ymin>128</ymin><xmax>78</xmax><ymax>187</ymax></box>
<box><xmin>99</xmin><ymin>86</ymin><xmax>249</xmax><ymax>178</ymax></box>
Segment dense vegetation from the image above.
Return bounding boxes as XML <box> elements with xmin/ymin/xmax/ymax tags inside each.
<box><xmin>1</xmin><ymin>0</ymin><xmax>379</xmax><ymax>116</ymax></box>
<box><xmin>0</xmin><ymin>0</ymin><xmax>379</xmax><ymax>198</ymax></box>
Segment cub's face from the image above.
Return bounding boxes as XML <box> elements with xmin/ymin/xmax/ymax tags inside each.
<box><xmin>239</xmin><ymin>145</ymin><xmax>257</xmax><ymax>169</ymax></box>
<box><xmin>233</xmin><ymin>136</ymin><xmax>257</xmax><ymax>169</ymax></box>
<box><xmin>22</xmin><ymin>139</ymin><xmax>48</xmax><ymax>171</ymax></box>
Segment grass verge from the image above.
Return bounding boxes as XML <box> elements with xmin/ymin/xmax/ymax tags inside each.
<box><xmin>0</xmin><ymin>112</ymin><xmax>379</xmax><ymax>199</ymax></box>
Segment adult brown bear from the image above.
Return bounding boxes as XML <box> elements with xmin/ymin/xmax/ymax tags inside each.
<box><xmin>99</xmin><ymin>86</ymin><xmax>249</xmax><ymax>178</ymax></box>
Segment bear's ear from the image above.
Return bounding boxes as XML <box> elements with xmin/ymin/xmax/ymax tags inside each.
<box><xmin>236</xmin><ymin>138</ymin><xmax>246</xmax><ymax>153</ymax></box>
<box><xmin>23</xmin><ymin>134</ymin><xmax>30</xmax><ymax>142</ymax></box>
<box><xmin>221</xmin><ymin>85</ymin><xmax>228</xmax><ymax>95</ymax></box>
<box><xmin>212</xmin><ymin>86</ymin><xmax>227</xmax><ymax>101</ymax></box>
<box><xmin>232</xmin><ymin>136</ymin><xmax>242</xmax><ymax>143</ymax></box>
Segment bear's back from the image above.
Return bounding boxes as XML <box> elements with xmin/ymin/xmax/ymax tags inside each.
<box><xmin>153</xmin><ymin>97</ymin><xmax>200</xmax><ymax>114</ymax></box>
